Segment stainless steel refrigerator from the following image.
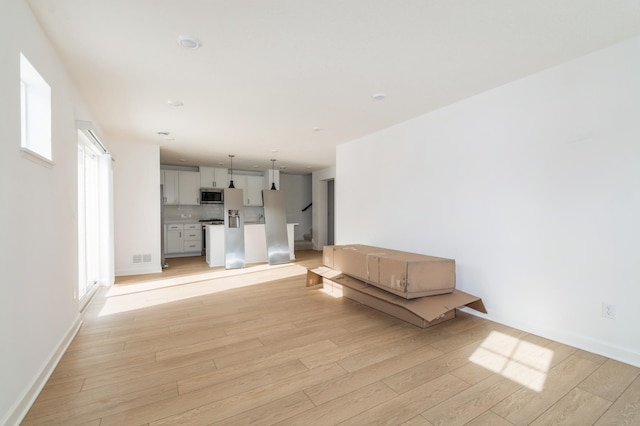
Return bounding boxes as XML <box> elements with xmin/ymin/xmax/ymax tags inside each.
<box><xmin>262</xmin><ymin>189</ymin><xmax>290</xmax><ymax>265</ymax></box>
<box><xmin>223</xmin><ymin>188</ymin><xmax>246</xmax><ymax>269</ymax></box>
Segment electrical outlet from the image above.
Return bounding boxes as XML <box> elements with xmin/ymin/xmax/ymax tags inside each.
<box><xmin>602</xmin><ymin>303</ymin><xmax>616</xmax><ymax>319</ymax></box>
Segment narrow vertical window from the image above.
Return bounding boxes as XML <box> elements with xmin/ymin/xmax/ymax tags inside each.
<box><xmin>20</xmin><ymin>53</ymin><xmax>52</xmax><ymax>162</ymax></box>
<box><xmin>78</xmin><ymin>134</ymin><xmax>101</xmax><ymax>300</ymax></box>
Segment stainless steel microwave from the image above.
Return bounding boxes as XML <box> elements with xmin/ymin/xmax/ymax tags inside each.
<box><xmin>200</xmin><ymin>188</ymin><xmax>224</xmax><ymax>204</ymax></box>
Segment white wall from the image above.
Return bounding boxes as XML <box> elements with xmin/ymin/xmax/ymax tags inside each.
<box><xmin>111</xmin><ymin>140</ymin><xmax>162</xmax><ymax>276</ymax></box>
<box><xmin>0</xmin><ymin>0</ymin><xmax>103</xmax><ymax>422</ymax></box>
<box><xmin>336</xmin><ymin>36</ymin><xmax>640</xmax><ymax>367</ymax></box>
<box><xmin>280</xmin><ymin>174</ymin><xmax>312</xmax><ymax>240</ymax></box>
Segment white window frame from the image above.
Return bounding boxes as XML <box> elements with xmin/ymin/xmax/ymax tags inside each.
<box><xmin>20</xmin><ymin>52</ymin><xmax>52</xmax><ymax>164</ymax></box>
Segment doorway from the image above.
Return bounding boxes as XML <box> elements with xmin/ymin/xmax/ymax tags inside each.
<box><xmin>327</xmin><ymin>179</ymin><xmax>334</xmax><ymax>245</ymax></box>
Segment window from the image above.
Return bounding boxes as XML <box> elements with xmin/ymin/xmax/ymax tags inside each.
<box><xmin>78</xmin><ymin>141</ymin><xmax>99</xmax><ymax>300</ymax></box>
<box><xmin>77</xmin><ymin>128</ymin><xmax>114</xmax><ymax>303</ymax></box>
<box><xmin>20</xmin><ymin>53</ymin><xmax>52</xmax><ymax>162</ymax></box>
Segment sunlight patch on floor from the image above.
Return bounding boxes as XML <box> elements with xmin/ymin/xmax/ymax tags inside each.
<box><xmin>108</xmin><ymin>261</ymin><xmax>299</xmax><ymax>296</ymax></box>
<box><xmin>319</xmin><ymin>281</ymin><xmax>344</xmax><ymax>298</ymax></box>
<box><xmin>469</xmin><ymin>331</ymin><xmax>553</xmax><ymax>392</ymax></box>
<box><xmin>98</xmin><ymin>263</ymin><xmax>309</xmax><ymax>317</ymax></box>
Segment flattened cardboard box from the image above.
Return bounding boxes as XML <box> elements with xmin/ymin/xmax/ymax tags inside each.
<box><xmin>323</xmin><ymin>245</ymin><xmax>456</xmax><ymax>298</ymax></box>
<box><xmin>307</xmin><ymin>266</ymin><xmax>486</xmax><ymax>328</ymax></box>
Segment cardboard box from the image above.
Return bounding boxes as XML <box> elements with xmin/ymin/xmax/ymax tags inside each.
<box><xmin>307</xmin><ymin>266</ymin><xmax>486</xmax><ymax>328</ymax></box>
<box><xmin>323</xmin><ymin>245</ymin><xmax>456</xmax><ymax>298</ymax></box>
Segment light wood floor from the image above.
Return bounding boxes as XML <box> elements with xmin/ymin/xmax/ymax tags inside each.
<box><xmin>23</xmin><ymin>251</ymin><xmax>640</xmax><ymax>425</ymax></box>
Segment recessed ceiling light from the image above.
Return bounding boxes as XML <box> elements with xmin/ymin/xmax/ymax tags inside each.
<box><xmin>218</xmin><ymin>162</ymin><xmax>224</xmax><ymax>166</ymax></box>
<box><xmin>252</xmin><ymin>165</ymin><xmax>258</xmax><ymax>168</ymax></box>
<box><xmin>279</xmin><ymin>166</ymin><xmax>287</xmax><ymax>170</ymax></box>
<box><xmin>157</xmin><ymin>131</ymin><xmax>170</xmax><ymax>136</ymax></box>
<box><xmin>167</xmin><ymin>100</ymin><xmax>184</xmax><ymax>107</ymax></box>
<box><xmin>271</xmin><ymin>149</ymin><xmax>279</xmax><ymax>153</ymax></box>
<box><xmin>312</xmin><ymin>127</ymin><xmax>322</xmax><ymax>132</ymax></box>
<box><xmin>177</xmin><ymin>35</ymin><xmax>201</xmax><ymax>49</ymax></box>
<box><xmin>372</xmin><ymin>93</ymin><xmax>387</xmax><ymax>101</ymax></box>
<box><xmin>179</xmin><ymin>159</ymin><xmax>186</xmax><ymax>162</ymax></box>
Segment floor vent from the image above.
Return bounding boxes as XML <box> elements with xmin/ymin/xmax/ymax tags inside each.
<box><xmin>132</xmin><ymin>254</ymin><xmax>153</xmax><ymax>264</ymax></box>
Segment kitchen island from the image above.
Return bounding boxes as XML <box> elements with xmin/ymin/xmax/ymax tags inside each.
<box><xmin>205</xmin><ymin>223</ymin><xmax>298</xmax><ymax>267</ymax></box>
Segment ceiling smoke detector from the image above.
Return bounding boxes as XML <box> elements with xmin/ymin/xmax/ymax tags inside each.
<box><xmin>177</xmin><ymin>35</ymin><xmax>201</xmax><ymax>49</ymax></box>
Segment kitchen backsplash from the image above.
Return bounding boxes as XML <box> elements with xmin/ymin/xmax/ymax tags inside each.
<box><xmin>163</xmin><ymin>204</ymin><xmax>265</xmax><ymax>223</ymax></box>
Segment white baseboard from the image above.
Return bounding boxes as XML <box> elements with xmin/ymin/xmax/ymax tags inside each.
<box><xmin>2</xmin><ymin>316</ymin><xmax>82</xmax><ymax>426</ymax></box>
<box><xmin>461</xmin><ymin>308</ymin><xmax>640</xmax><ymax>369</ymax></box>
<box><xmin>115</xmin><ymin>265</ymin><xmax>162</xmax><ymax>276</ymax></box>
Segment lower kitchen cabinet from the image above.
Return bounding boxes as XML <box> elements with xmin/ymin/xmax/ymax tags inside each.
<box><xmin>183</xmin><ymin>224</ymin><xmax>202</xmax><ymax>253</ymax></box>
<box><xmin>165</xmin><ymin>226</ymin><xmax>183</xmax><ymax>254</ymax></box>
<box><xmin>165</xmin><ymin>223</ymin><xmax>202</xmax><ymax>257</ymax></box>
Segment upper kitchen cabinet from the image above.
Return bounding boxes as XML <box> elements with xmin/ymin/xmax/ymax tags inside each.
<box><xmin>233</xmin><ymin>175</ymin><xmax>264</xmax><ymax>206</ymax></box>
<box><xmin>162</xmin><ymin>170</ymin><xmax>180</xmax><ymax>204</ymax></box>
<box><xmin>200</xmin><ymin>167</ymin><xmax>229</xmax><ymax>189</ymax></box>
<box><xmin>178</xmin><ymin>171</ymin><xmax>200</xmax><ymax>205</ymax></box>
<box><xmin>162</xmin><ymin>170</ymin><xmax>200</xmax><ymax>205</ymax></box>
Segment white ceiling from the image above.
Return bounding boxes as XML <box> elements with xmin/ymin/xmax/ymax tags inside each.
<box><xmin>27</xmin><ymin>0</ymin><xmax>640</xmax><ymax>174</ymax></box>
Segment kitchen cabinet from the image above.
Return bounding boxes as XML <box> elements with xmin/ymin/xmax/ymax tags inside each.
<box><xmin>183</xmin><ymin>223</ymin><xmax>202</xmax><ymax>253</ymax></box>
<box><xmin>162</xmin><ymin>170</ymin><xmax>200</xmax><ymax>205</ymax></box>
<box><xmin>162</xmin><ymin>170</ymin><xmax>180</xmax><ymax>205</ymax></box>
<box><xmin>234</xmin><ymin>175</ymin><xmax>264</xmax><ymax>206</ymax></box>
<box><xmin>205</xmin><ymin>224</ymin><xmax>225</xmax><ymax>267</ymax></box>
<box><xmin>246</xmin><ymin>176</ymin><xmax>264</xmax><ymax>206</ymax></box>
<box><xmin>178</xmin><ymin>171</ymin><xmax>200</xmax><ymax>205</ymax></box>
<box><xmin>165</xmin><ymin>224</ymin><xmax>184</xmax><ymax>254</ymax></box>
<box><xmin>200</xmin><ymin>167</ymin><xmax>228</xmax><ymax>189</ymax></box>
<box><xmin>165</xmin><ymin>223</ymin><xmax>202</xmax><ymax>257</ymax></box>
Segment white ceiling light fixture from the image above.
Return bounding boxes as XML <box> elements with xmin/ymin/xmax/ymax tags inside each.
<box><xmin>312</xmin><ymin>127</ymin><xmax>322</xmax><ymax>132</ymax></box>
<box><xmin>372</xmin><ymin>93</ymin><xmax>387</xmax><ymax>101</ymax></box>
<box><xmin>157</xmin><ymin>130</ymin><xmax>174</xmax><ymax>141</ymax></box>
<box><xmin>177</xmin><ymin>35</ymin><xmax>201</xmax><ymax>49</ymax></box>
<box><xmin>167</xmin><ymin>100</ymin><xmax>184</xmax><ymax>107</ymax></box>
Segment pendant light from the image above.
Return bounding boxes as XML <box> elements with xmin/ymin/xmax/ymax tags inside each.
<box><xmin>270</xmin><ymin>159</ymin><xmax>277</xmax><ymax>190</ymax></box>
<box><xmin>228</xmin><ymin>154</ymin><xmax>235</xmax><ymax>188</ymax></box>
